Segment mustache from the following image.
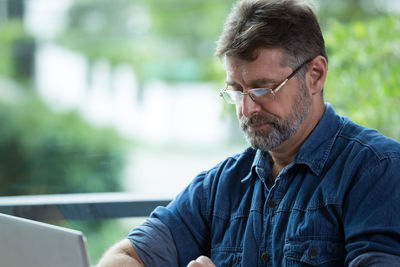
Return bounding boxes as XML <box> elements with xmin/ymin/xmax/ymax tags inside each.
<box><xmin>240</xmin><ymin>113</ymin><xmax>278</xmax><ymax>129</ymax></box>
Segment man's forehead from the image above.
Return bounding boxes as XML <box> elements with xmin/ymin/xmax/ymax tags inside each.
<box><xmin>223</xmin><ymin>48</ymin><xmax>288</xmax><ymax>70</ymax></box>
<box><xmin>223</xmin><ymin>48</ymin><xmax>289</xmax><ymax>80</ymax></box>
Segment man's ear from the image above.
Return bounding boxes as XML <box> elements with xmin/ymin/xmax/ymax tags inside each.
<box><xmin>306</xmin><ymin>56</ymin><xmax>327</xmax><ymax>96</ymax></box>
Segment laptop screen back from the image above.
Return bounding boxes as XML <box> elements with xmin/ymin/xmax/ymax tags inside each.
<box><xmin>0</xmin><ymin>213</ymin><xmax>90</xmax><ymax>267</ymax></box>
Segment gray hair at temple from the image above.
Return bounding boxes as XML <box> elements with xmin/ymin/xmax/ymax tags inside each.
<box><xmin>215</xmin><ymin>0</ymin><xmax>328</xmax><ymax>70</ymax></box>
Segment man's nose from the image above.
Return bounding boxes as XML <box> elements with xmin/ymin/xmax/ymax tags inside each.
<box><xmin>241</xmin><ymin>93</ymin><xmax>262</xmax><ymax>118</ymax></box>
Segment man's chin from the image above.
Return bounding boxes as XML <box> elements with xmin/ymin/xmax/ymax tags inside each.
<box><xmin>245</xmin><ymin>134</ymin><xmax>279</xmax><ymax>152</ymax></box>
<box><xmin>248</xmin><ymin>142</ymin><xmax>277</xmax><ymax>152</ymax></box>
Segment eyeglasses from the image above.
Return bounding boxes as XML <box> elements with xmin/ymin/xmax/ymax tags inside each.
<box><xmin>219</xmin><ymin>58</ymin><xmax>312</xmax><ymax>105</ymax></box>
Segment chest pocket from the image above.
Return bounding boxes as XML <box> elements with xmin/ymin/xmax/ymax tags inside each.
<box><xmin>210</xmin><ymin>247</ymin><xmax>242</xmax><ymax>267</ymax></box>
<box><xmin>284</xmin><ymin>237</ymin><xmax>345</xmax><ymax>266</ymax></box>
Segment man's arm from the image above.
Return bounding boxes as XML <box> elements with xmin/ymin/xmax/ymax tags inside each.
<box><xmin>97</xmin><ymin>239</ymin><xmax>145</xmax><ymax>267</ymax></box>
<box><xmin>97</xmin><ymin>218</ymin><xmax>179</xmax><ymax>266</ymax></box>
<box><xmin>343</xmin><ymin>156</ymin><xmax>400</xmax><ymax>264</ymax></box>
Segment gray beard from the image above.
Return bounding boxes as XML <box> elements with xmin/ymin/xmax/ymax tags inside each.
<box><xmin>239</xmin><ymin>84</ymin><xmax>311</xmax><ymax>151</ymax></box>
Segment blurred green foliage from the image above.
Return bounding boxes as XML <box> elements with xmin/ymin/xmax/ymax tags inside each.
<box><xmin>317</xmin><ymin>0</ymin><xmax>388</xmax><ymax>25</ymax></box>
<box><xmin>0</xmin><ymin>14</ymin><xmax>127</xmax><ymax>196</ymax></box>
<box><xmin>0</xmin><ymin>20</ymin><xmax>34</xmax><ymax>83</ymax></box>
<box><xmin>57</xmin><ymin>0</ymin><xmax>231</xmax><ymax>83</ymax></box>
<box><xmin>324</xmin><ymin>15</ymin><xmax>400</xmax><ymax>139</ymax></box>
<box><xmin>0</xmin><ymin>89</ymin><xmax>126</xmax><ymax>195</ymax></box>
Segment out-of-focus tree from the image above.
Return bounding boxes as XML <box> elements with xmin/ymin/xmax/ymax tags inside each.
<box><xmin>0</xmin><ymin>20</ymin><xmax>35</xmax><ymax>84</ymax></box>
<box><xmin>57</xmin><ymin>0</ymin><xmax>233</xmax><ymax>84</ymax></box>
<box><xmin>0</xmin><ymin>88</ymin><xmax>126</xmax><ymax>196</ymax></box>
<box><xmin>317</xmin><ymin>0</ymin><xmax>389</xmax><ymax>25</ymax></box>
<box><xmin>0</xmin><ymin>15</ymin><xmax>127</xmax><ymax>197</ymax></box>
<box><xmin>324</xmin><ymin>14</ymin><xmax>400</xmax><ymax>139</ymax></box>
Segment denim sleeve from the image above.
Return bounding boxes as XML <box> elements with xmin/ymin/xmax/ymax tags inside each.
<box><xmin>127</xmin><ymin>217</ymin><xmax>178</xmax><ymax>266</ymax></box>
<box><xmin>150</xmin><ymin>171</ymin><xmax>211</xmax><ymax>266</ymax></box>
<box><xmin>343</xmin><ymin>156</ymin><xmax>400</xmax><ymax>264</ymax></box>
<box><xmin>349</xmin><ymin>252</ymin><xmax>400</xmax><ymax>267</ymax></box>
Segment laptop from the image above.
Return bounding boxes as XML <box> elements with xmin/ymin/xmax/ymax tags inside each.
<box><xmin>0</xmin><ymin>212</ymin><xmax>90</xmax><ymax>267</ymax></box>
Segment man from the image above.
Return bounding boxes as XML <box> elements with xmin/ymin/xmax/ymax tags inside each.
<box><xmin>97</xmin><ymin>0</ymin><xmax>400</xmax><ymax>266</ymax></box>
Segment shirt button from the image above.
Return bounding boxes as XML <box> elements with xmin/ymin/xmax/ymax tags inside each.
<box><xmin>267</xmin><ymin>200</ymin><xmax>275</xmax><ymax>208</ymax></box>
<box><xmin>309</xmin><ymin>247</ymin><xmax>317</xmax><ymax>257</ymax></box>
<box><xmin>261</xmin><ymin>252</ymin><xmax>270</xmax><ymax>262</ymax></box>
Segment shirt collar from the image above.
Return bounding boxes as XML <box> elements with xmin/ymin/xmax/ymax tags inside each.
<box><xmin>241</xmin><ymin>103</ymin><xmax>343</xmax><ymax>182</ymax></box>
<box><xmin>241</xmin><ymin>149</ymin><xmax>268</xmax><ymax>183</ymax></box>
<box><xmin>294</xmin><ymin>103</ymin><xmax>343</xmax><ymax>176</ymax></box>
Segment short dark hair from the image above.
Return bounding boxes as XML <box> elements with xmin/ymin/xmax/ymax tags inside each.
<box><xmin>215</xmin><ymin>0</ymin><xmax>327</xmax><ymax>68</ymax></box>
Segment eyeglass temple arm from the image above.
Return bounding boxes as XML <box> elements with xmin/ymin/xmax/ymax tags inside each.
<box><xmin>288</xmin><ymin>58</ymin><xmax>312</xmax><ymax>79</ymax></box>
<box><xmin>273</xmin><ymin>58</ymin><xmax>313</xmax><ymax>95</ymax></box>
<box><xmin>272</xmin><ymin>79</ymin><xmax>288</xmax><ymax>95</ymax></box>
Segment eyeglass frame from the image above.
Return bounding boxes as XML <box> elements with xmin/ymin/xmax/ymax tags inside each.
<box><xmin>219</xmin><ymin>58</ymin><xmax>313</xmax><ymax>105</ymax></box>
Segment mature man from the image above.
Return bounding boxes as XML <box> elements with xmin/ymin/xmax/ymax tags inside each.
<box><xmin>97</xmin><ymin>0</ymin><xmax>400</xmax><ymax>266</ymax></box>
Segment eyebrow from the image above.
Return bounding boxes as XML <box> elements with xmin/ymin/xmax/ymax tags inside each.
<box><xmin>225</xmin><ymin>77</ymin><xmax>279</xmax><ymax>88</ymax></box>
<box><xmin>249</xmin><ymin>78</ymin><xmax>279</xmax><ymax>87</ymax></box>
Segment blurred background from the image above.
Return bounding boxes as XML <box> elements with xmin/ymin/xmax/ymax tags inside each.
<box><xmin>0</xmin><ymin>0</ymin><xmax>399</xmax><ymax>263</ymax></box>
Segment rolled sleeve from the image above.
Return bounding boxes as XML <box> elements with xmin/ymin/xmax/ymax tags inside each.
<box><xmin>127</xmin><ymin>217</ymin><xmax>178</xmax><ymax>266</ymax></box>
<box><xmin>151</xmin><ymin>170</ymin><xmax>212</xmax><ymax>266</ymax></box>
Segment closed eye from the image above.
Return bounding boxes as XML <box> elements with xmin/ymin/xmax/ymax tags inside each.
<box><xmin>251</xmin><ymin>88</ymin><xmax>272</xmax><ymax>96</ymax></box>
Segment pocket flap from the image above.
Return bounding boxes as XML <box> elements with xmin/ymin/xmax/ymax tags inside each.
<box><xmin>284</xmin><ymin>238</ymin><xmax>345</xmax><ymax>265</ymax></box>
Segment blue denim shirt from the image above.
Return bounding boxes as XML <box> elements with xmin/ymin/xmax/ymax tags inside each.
<box><xmin>147</xmin><ymin>104</ymin><xmax>400</xmax><ymax>266</ymax></box>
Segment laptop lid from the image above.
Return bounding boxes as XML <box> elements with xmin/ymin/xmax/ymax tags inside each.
<box><xmin>0</xmin><ymin>212</ymin><xmax>90</xmax><ymax>267</ymax></box>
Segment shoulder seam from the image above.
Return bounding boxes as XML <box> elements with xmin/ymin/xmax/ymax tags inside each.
<box><xmin>338</xmin><ymin>125</ymin><xmax>400</xmax><ymax>161</ymax></box>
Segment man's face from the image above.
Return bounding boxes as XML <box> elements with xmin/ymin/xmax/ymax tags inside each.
<box><xmin>224</xmin><ymin>48</ymin><xmax>312</xmax><ymax>151</ymax></box>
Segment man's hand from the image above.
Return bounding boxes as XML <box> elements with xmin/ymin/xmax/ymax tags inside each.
<box><xmin>187</xmin><ymin>256</ymin><xmax>216</xmax><ymax>267</ymax></box>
